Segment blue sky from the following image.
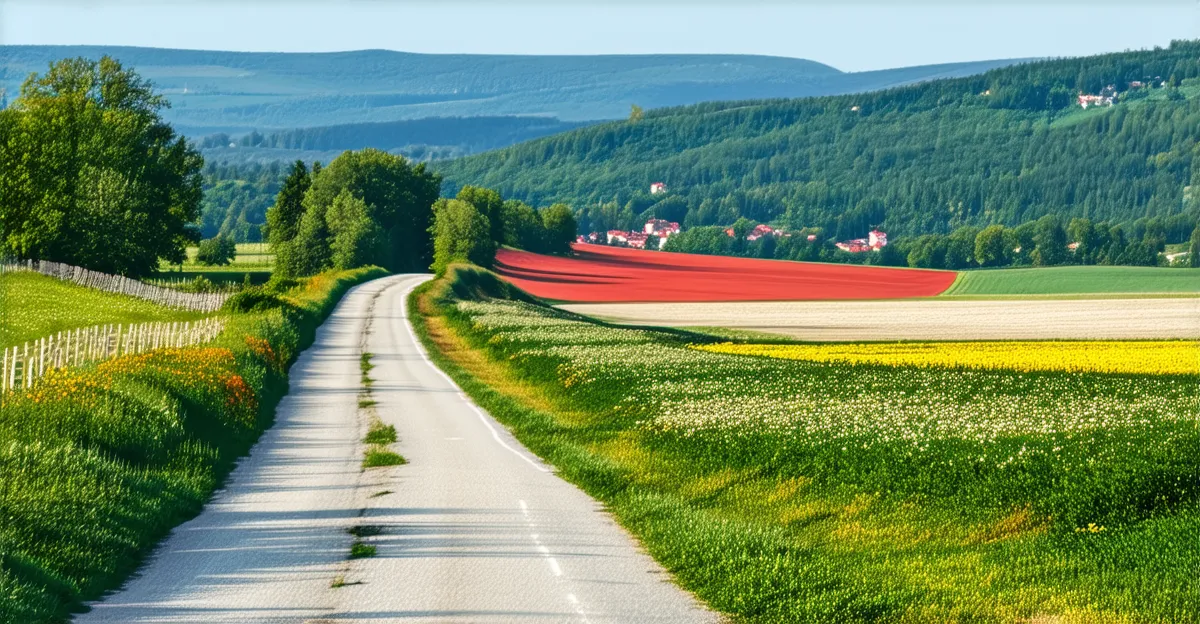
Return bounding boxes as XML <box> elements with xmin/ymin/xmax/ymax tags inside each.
<box><xmin>1</xmin><ymin>1</ymin><xmax>1197</xmax><ymax>72</ymax></box>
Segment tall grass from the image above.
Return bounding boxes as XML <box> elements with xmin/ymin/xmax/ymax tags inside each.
<box><xmin>409</xmin><ymin>265</ymin><xmax>1200</xmax><ymax>623</ymax></box>
<box><xmin>0</xmin><ymin>266</ymin><xmax>386</xmax><ymax>623</ymax></box>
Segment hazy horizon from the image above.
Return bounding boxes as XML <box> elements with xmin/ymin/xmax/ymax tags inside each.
<box><xmin>2</xmin><ymin>1</ymin><xmax>1198</xmax><ymax>72</ymax></box>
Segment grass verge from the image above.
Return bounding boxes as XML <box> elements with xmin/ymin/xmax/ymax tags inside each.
<box><xmin>0</xmin><ymin>266</ymin><xmax>387</xmax><ymax>623</ymax></box>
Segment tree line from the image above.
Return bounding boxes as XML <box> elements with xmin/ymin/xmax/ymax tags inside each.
<box><xmin>438</xmin><ymin>40</ymin><xmax>1200</xmax><ymax>245</ymax></box>
<box><xmin>665</xmin><ymin>214</ymin><xmax>1198</xmax><ymax>269</ymax></box>
<box><xmin>266</xmin><ymin>157</ymin><xmax>578</xmax><ymax>277</ymax></box>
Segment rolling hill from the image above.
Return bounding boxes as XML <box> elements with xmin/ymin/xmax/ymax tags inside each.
<box><xmin>436</xmin><ymin>40</ymin><xmax>1200</xmax><ymax>239</ymax></box>
<box><xmin>0</xmin><ymin>45</ymin><xmax>1022</xmax><ymax>137</ymax></box>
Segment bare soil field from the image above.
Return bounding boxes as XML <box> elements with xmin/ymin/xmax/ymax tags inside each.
<box><xmin>560</xmin><ymin>298</ymin><xmax>1200</xmax><ymax>341</ymax></box>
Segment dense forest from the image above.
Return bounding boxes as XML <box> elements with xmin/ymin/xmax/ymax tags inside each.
<box><xmin>196</xmin><ymin>116</ymin><xmax>590</xmax><ymax>166</ymax></box>
<box><xmin>203</xmin><ymin>116</ymin><xmax>588</xmax><ymax>153</ymax></box>
<box><xmin>438</xmin><ymin>41</ymin><xmax>1200</xmax><ymax>244</ymax></box>
<box><xmin>198</xmin><ymin>161</ymin><xmax>287</xmax><ymax>241</ymax></box>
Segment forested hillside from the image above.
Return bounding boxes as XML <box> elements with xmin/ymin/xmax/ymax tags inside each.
<box><xmin>437</xmin><ymin>40</ymin><xmax>1200</xmax><ymax>239</ymax></box>
<box><xmin>0</xmin><ymin>46</ymin><xmax>1020</xmax><ymax>134</ymax></box>
<box><xmin>197</xmin><ymin>116</ymin><xmax>588</xmax><ymax>165</ymax></box>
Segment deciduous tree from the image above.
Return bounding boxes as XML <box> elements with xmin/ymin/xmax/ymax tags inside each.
<box><xmin>0</xmin><ymin>56</ymin><xmax>203</xmax><ymax>276</ymax></box>
<box><xmin>429</xmin><ymin>198</ymin><xmax>495</xmax><ymax>273</ymax></box>
<box><xmin>541</xmin><ymin>203</ymin><xmax>578</xmax><ymax>254</ymax></box>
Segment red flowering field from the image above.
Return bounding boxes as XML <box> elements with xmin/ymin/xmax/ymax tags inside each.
<box><xmin>493</xmin><ymin>244</ymin><xmax>957</xmax><ymax>302</ymax></box>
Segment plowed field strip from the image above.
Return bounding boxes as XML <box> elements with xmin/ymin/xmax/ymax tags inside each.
<box><xmin>559</xmin><ymin>298</ymin><xmax>1200</xmax><ymax>341</ymax></box>
<box><xmin>495</xmin><ymin>245</ymin><xmax>956</xmax><ymax>302</ymax></box>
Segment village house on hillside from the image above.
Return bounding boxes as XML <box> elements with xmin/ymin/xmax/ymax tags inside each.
<box><xmin>645</xmin><ymin>219</ymin><xmax>680</xmax><ymax>237</ymax></box>
<box><xmin>836</xmin><ymin>229</ymin><xmax>888</xmax><ymax>253</ymax></box>
<box><xmin>650</xmin><ymin>182</ymin><xmax>667</xmax><ymax>194</ymax></box>
<box><xmin>724</xmin><ymin>224</ymin><xmax>784</xmax><ymax>240</ymax></box>
<box><xmin>602</xmin><ymin>218</ymin><xmax>681</xmax><ymax>249</ymax></box>
<box><xmin>1078</xmin><ymin>85</ymin><xmax>1118</xmax><ymax>109</ymax></box>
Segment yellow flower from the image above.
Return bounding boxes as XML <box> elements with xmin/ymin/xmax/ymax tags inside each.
<box><xmin>692</xmin><ymin>341</ymin><xmax>1199</xmax><ymax>376</ymax></box>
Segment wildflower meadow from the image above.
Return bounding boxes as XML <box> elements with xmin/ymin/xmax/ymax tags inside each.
<box><xmin>433</xmin><ymin>291</ymin><xmax>1200</xmax><ymax>622</ymax></box>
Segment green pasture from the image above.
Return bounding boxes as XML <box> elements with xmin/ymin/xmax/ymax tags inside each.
<box><xmin>941</xmin><ymin>265</ymin><xmax>1200</xmax><ymax>296</ymax></box>
<box><xmin>159</xmin><ymin>243</ymin><xmax>275</xmax><ymax>273</ymax></box>
<box><xmin>0</xmin><ymin>272</ymin><xmax>206</xmax><ymax>348</ymax></box>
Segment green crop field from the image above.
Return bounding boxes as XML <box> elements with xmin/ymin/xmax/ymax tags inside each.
<box><xmin>413</xmin><ymin>267</ymin><xmax>1200</xmax><ymax>623</ymax></box>
<box><xmin>941</xmin><ymin>265</ymin><xmax>1200</xmax><ymax>296</ymax></box>
<box><xmin>0</xmin><ymin>272</ymin><xmax>206</xmax><ymax>348</ymax></box>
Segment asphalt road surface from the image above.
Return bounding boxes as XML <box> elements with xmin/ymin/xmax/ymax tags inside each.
<box><xmin>560</xmin><ymin>297</ymin><xmax>1200</xmax><ymax>341</ymax></box>
<box><xmin>77</xmin><ymin>274</ymin><xmax>716</xmax><ymax>624</ymax></box>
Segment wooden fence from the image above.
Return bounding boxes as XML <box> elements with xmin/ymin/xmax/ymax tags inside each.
<box><xmin>1</xmin><ymin>317</ymin><xmax>226</xmax><ymax>394</ymax></box>
<box><xmin>2</xmin><ymin>259</ymin><xmax>230</xmax><ymax>312</ymax></box>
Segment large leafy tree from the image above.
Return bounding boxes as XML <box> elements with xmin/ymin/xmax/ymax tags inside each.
<box><xmin>1187</xmin><ymin>225</ymin><xmax>1200</xmax><ymax>268</ymax></box>
<box><xmin>456</xmin><ymin>185</ymin><xmax>505</xmax><ymax>245</ymax></box>
<box><xmin>327</xmin><ymin>189</ymin><xmax>384</xmax><ymax>270</ymax></box>
<box><xmin>0</xmin><ymin>56</ymin><xmax>202</xmax><ymax>276</ymax></box>
<box><xmin>499</xmin><ymin>199</ymin><xmax>547</xmax><ymax>252</ymax></box>
<box><xmin>429</xmin><ymin>198</ymin><xmax>495</xmax><ymax>274</ymax></box>
<box><xmin>973</xmin><ymin>225</ymin><xmax>1008</xmax><ymax>267</ymax></box>
<box><xmin>541</xmin><ymin>203</ymin><xmax>578</xmax><ymax>254</ymax></box>
<box><xmin>266</xmin><ymin>160</ymin><xmax>311</xmax><ymax>273</ymax></box>
<box><xmin>284</xmin><ymin>149</ymin><xmax>441</xmax><ymax>275</ymax></box>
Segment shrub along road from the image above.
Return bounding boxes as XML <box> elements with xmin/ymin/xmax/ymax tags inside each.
<box><xmin>77</xmin><ymin>274</ymin><xmax>714</xmax><ymax>624</ymax></box>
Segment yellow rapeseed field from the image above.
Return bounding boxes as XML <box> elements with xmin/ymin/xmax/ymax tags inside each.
<box><xmin>693</xmin><ymin>341</ymin><xmax>1200</xmax><ymax>375</ymax></box>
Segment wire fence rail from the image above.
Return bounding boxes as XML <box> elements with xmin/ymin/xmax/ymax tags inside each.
<box><xmin>1</xmin><ymin>317</ymin><xmax>226</xmax><ymax>394</ymax></box>
<box><xmin>2</xmin><ymin>259</ymin><xmax>231</xmax><ymax>312</ymax></box>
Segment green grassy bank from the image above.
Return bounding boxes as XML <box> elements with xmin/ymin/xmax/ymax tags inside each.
<box><xmin>0</xmin><ymin>266</ymin><xmax>386</xmax><ymax>623</ymax></box>
<box><xmin>410</xmin><ymin>264</ymin><xmax>1200</xmax><ymax>623</ymax></box>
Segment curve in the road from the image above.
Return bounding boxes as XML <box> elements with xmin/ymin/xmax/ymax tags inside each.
<box><xmin>76</xmin><ymin>274</ymin><xmax>716</xmax><ymax>624</ymax></box>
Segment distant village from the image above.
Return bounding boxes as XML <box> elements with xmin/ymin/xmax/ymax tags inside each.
<box><xmin>578</xmin><ymin>182</ymin><xmax>889</xmax><ymax>253</ymax></box>
<box><xmin>1076</xmin><ymin>77</ymin><xmax>1170</xmax><ymax>109</ymax></box>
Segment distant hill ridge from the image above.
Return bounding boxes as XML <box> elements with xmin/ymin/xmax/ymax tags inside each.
<box><xmin>0</xmin><ymin>45</ymin><xmax>1023</xmax><ymax>134</ymax></box>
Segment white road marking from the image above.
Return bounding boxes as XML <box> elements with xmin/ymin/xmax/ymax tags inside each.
<box><xmin>399</xmin><ymin>285</ymin><xmax>551</xmax><ymax>473</ymax></box>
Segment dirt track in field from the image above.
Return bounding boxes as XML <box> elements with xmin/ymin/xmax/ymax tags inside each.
<box><xmin>559</xmin><ymin>298</ymin><xmax>1200</xmax><ymax>341</ymax></box>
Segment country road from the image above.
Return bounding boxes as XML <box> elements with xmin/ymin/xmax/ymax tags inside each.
<box><xmin>77</xmin><ymin>274</ymin><xmax>716</xmax><ymax>624</ymax></box>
